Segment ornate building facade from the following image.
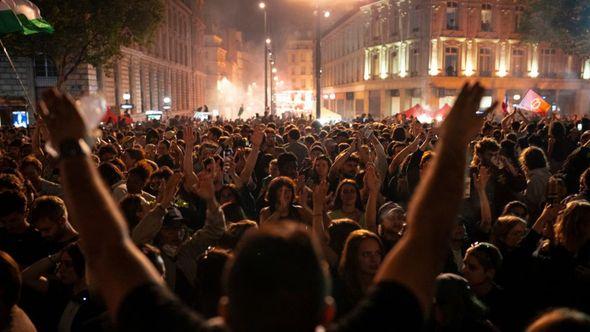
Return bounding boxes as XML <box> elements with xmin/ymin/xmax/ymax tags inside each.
<box><xmin>321</xmin><ymin>0</ymin><xmax>590</xmax><ymax>119</ymax></box>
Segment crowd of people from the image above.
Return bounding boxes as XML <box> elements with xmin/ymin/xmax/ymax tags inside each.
<box><xmin>0</xmin><ymin>82</ymin><xmax>589</xmax><ymax>332</ymax></box>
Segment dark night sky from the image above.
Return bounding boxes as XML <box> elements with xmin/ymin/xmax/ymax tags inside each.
<box><xmin>205</xmin><ymin>0</ymin><xmax>370</xmax><ymax>43</ymax></box>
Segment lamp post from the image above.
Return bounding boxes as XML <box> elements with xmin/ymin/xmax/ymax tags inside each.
<box><xmin>314</xmin><ymin>2</ymin><xmax>329</xmax><ymax>120</ymax></box>
<box><xmin>260</xmin><ymin>2</ymin><xmax>269</xmax><ymax>113</ymax></box>
<box><xmin>163</xmin><ymin>96</ymin><xmax>172</xmax><ymax>111</ymax></box>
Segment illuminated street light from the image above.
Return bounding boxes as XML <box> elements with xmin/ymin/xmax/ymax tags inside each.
<box><xmin>272</xmin><ymin>67</ymin><xmax>277</xmax><ymax>74</ymax></box>
<box><xmin>324</xmin><ymin>11</ymin><xmax>331</xmax><ymax>18</ymax></box>
<box><xmin>123</xmin><ymin>92</ymin><xmax>131</xmax><ymax>100</ymax></box>
<box><xmin>259</xmin><ymin>2</ymin><xmax>266</xmax><ymax>9</ymax></box>
<box><xmin>163</xmin><ymin>97</ymin><xmax>171</xmax><ymax>104</ymax></box>
<box><xmin>265</xmin><ymin>38</ymin><xmax>271</xmax><ymax>44</ymax></box>
<box><xmin>513</xmin><ymin>94</ymin><xmax>521</xmax><ymax>101</ymax></box>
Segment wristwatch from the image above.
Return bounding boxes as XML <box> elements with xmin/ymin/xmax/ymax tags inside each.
<box><xmin>58</xmin><ymin>139</ymin><xmax>90</xmax><ymax>160</ymax></box>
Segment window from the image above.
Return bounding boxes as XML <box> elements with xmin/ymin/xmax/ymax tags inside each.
<box><xmin>481</xmin><ymin>4</ymin><xmax>492</xmax><ymax>32</ymax></box>
<box><xmin>301</xmin><ymin>80</ymin><xmax>306</xmax><ymax>88</ymax></box>
<box><xmin>511</xmin><ymin>49</ymin><xmax>525</xmax><ymax>77</ymax></box>
<box><xmin>478</xmin><ymin>48</ymin><xmax>493</xmax><ymax>76</ymax></box>
<box><xmin>389</xmin><ymin>49</ymin><xmax>399</xmax><ymax>75</ymax></box>
<box><xmin>301</xmin><ymin>53</ymin><xmax>306</xmax><ymax>62</ymax></box>
<box><xmin>301</xmin><ymin>66</ymin><xmax>306</xmax><ymax>75</ymax></box>
<box><xmin>445</xmin><ymin>47</ymin><xmax>459</xmax><ymax>76</ymax></box>
<box><xmin>410</xmin><ymin>48</ymin><xmax>419</xmax><ymax>76</ymax></box>
<box><xmin>372</xmin><ymin>11</ymin><xmax>381</xmax><ymax>40</ymax></box>
<box><xmin>291</xmin><ymin>67</ymin><xmax>296</xmax><ymax>75</ymax></box>
<box><xmin>515</xmin><ymin>6</ymin><xmax>524</xmax><ymax>31</ymax></box>
<box><xmin>446</xmin><ymin>2</ymin><xmax>459</xmax><ymax>30</ymax></box>
<box><xmin>371</xmin><ymin>53</ymin><xmax>379</xmax><ymax>78</ymax></box>
<box><xmin>410</xmin><ymin>6</ymin><xmax>420</xmax><ymax>32</ymax></box>
<box><xmin>291</xmin><ymin>79</ymin><xmax>297</xmax><ymax>89</ymax></box>
<box><xmin>291</xmin><ymin>54</ymin><xmax>296</xmax><ymax>63</ymax></box>
<box><xmin>540</xmin><ymin>49</ymin><xmax>556</xmax><ymax>77</ymax></box>
<box><xmin>389</xmin><ymin>12</ymin><xmax>399</xmax><ymax>36</ymax></box>
<box><xmin>34</xmin><ymin>55</ymin><xmax>58</xmax><ymax>77</ymax></box>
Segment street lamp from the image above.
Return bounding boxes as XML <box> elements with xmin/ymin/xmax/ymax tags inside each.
<box><xmin>123</xmin><ymin>92</ymin><xmax>131</xmax><ymax>101</ymax></box>
<box><xmin>260</xmin><ymin>2</ymin><xmax>269</xmax><ymax>114</ymax></box>
<box><xmin>272</xmin><ymin>67</ymin><xmax>277</xmax><ymax>74</ymax></box>
<box><xmin>163</xmin><ymin>97</ymin><xmax>172</xmax><ymax>111</ymax></box>
<box><xmin>324</xmin><ymin>11</ymin><xmax>331</xmax><ymax>18</ymax></box>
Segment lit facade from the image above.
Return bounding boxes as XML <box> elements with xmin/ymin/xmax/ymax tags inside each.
<box><xmin>283</xmin><ymin>31</ymin><xmax>314</xmax><ymax>91</ymax></box>
<box><xmin>321</xmin><ymin>0</ymin><xmax>590</xmax><ymax>119</ymax></box>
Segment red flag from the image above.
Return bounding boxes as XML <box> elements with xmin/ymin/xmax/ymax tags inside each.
<box><xmin>518</xmin><ymin>90</ymin><xmax>551</xmax><ymax>115</ymax></box>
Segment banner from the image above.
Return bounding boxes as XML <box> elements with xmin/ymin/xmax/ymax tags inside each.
<box><xmin>518</xmin><ymin>90</ymin><xmax>551</xmax><ymax>115</ymax></box>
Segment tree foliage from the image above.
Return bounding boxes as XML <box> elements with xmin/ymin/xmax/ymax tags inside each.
<box><xmin>520</xmin><ymin>0</ymin><xmax>590</xmax><ymax>58</ymax></box>
<box><xmin>5</xmin><ymin>0</ymin><xmax>165</xmax><ymax>86</ymax></box>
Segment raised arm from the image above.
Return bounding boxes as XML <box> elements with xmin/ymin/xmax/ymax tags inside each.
<box><xmin>239</xmin><ymin>127</ymin><xmax>263</xmax><ymax>184</ymax></box>
<box><xmin>39</xmin><ymin>88</ymin><xmax>162</xmax><ymax>317</ymax></box>
<box><xmin>364</xmin><ymin>163</ymin><xmax>380</xmax><ymax>233</ymax></box>
<box><xmin>330</xmin><ymin>138</ymin><xmax>357</xmax><ymax>177</ymax></box>
<box><xmin>375</xmin><ymin>83</ymin><xmax>496</xmax><ymax>312</ymax></box>
<box><xmin>182</xmin><ymin>125</ymin><xmax>198</xmax><ymax>190</ymax></box>
<box><xmin>387</xmin><ymin>134</ymin><xmax>420</xmax><ymax>175</ymax></box>
<box><xmin>312</xmin><ymin>180</ymin><xmax>338</xmax><ymax>266</ymax></box>
<box><xmin>474</xmin><ymin>166</ymin><xmax>492</xmax><ymax>234</ymax></box>
<box><xmin>131</xmin><ymin>173</ymin><xmax>182</xmax><ymax>244</ymax></box>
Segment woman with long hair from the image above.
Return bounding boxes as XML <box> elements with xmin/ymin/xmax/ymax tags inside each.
<box><xmin>334</xmin><ymin>229</ymin><xmax>383</xmax><ymax>317</ymax></box>
<box><xmin>259</xmin><ymin>176</ymin><xmax>311</xmax><ymax>226</ymax></box>
<box><xmin>328</xmin><ymin>179</ymin><xmax>366</xmax><ymax>228</ymax></box>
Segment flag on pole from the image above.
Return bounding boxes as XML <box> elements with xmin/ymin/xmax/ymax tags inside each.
<box><xmin>0</xmin><ymin>0</ymin><xmax>54</xmax><ymax>35</ymax></box>
<box><xmin>518</xmin><ymin>89</ymin><xmax>551</xmax><ymax>115</ymax></box>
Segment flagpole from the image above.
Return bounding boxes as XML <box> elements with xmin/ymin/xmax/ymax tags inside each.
<box><xmin>0</xmin><ymin>38</ymin><xmax>35</xmax><ymax>113</ymax></box>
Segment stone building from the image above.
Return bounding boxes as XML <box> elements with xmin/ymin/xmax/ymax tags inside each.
<box><xmin>283</xmin><ymin>31</ymin><xmax>314</xmax><ymax>91</ymax></box>
<box><xmin>0</xmin><ymin>0</ymin><xmax>207</xmax><ymax>120</ymax></box>
<box><xmin>321</xmin><ymin>0</ymin><xmax>590</xmax><ymax>119</ymax></box>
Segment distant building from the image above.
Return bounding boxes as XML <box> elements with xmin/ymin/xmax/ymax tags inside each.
<box><xmin>203</xmin><ymin>24</ymin><xmax>258</xmax><ymax>118</ymax></box>
<box><xmin>283</xmin><ymin>31</ymin><xmax>314</xmax><ymax>91</ymax></box>
<box><xmin>0</xmin><ymin>0</ymin><xmax>207</xmax><ymax>120</ymax></box>
<box><xmin>321</xmin><ymin>0</ymin><xmax>590</xmax><ymax>119</ymax></box>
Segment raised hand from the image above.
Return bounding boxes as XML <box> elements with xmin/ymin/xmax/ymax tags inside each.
<box><xmin>184</xmin><ymin>125</ymin><xmax>196</xmax><ymax>146</ymax></box>
<box><xmin>365</xmin><ymin>163</ymin><xmax>381</xmax><ymax>193</ymax></box>
<box><xmin>312</xmin><ymin>180</ymin><xmax>329</xmax><ymax>208</ymax></box>
<box><xmin>475</xmin><ymin>166</ymin><xmax>490</xmax><ymax>191</ymax></box>
<box><xmin>39</xmin><ymin>88</ymin><xmax>87</xmax><ymax>147</ymax></box>
<box><xmin>192</xmin><ymin>171</ymin><xmax>216</xmax><ymax>203</ymax></box>
<box><xmin>251</xmin><ymin>126</ymin><xmax>264</xmax><ymax>148</ymax></box>
<box><xmin>157</xmin><ymin>173</ymin><xmax>183</xmax><ymax>209</ymax></box>
<box><xmin>442</xmin><ymin>82</ymin><xmax>497</xmax><ymax>143</ymax></box>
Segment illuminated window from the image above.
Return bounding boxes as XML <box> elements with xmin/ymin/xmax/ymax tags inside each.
<box><xmin>481</xmin><ymin>4</ymin><xmax>492</xmax><ymax>32</ymax></box>
<box><xmin>389</xmin><ymin>49</ymin><xmax>399</xmax><ymax>75</ymax></box>
<box><xmin>540</xmin><ymin>49</ymin><xmax>556</xmax><ymax>77</ymax></box>
<box><xmin>478</xmin><ymin>48</ymin><xmax>492</xmax><ymax>77</ymax></box>
<box><xmin>445</xmin><ymin>47</ymin><xmax>459</xmax><ymax>76</ymax></box>
<box><xmin>371</xmin><ymin>53</ymin><xmax>379</xmax><ymax>78</ymax></box>
<box><xmin>511</xmin><ymin>49</ymin><xmax>525</xmax><ymax>77</ymax></box>
<box><xmin>446</xmin><ymin>2</ymin><xmax>459</xmax><ymax>30</ymax></box>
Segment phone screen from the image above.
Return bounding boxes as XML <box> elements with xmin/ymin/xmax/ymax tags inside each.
<box><xmin>577</xmin><ymin>123</ymin><xmax>583</xmax><ymax>131</ymax></box>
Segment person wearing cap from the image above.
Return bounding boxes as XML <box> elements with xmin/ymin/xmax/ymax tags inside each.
<box><xmin>376</xmin><ymin>202</ymin><xmax>406</xmax><ymax>253</ymax></box>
